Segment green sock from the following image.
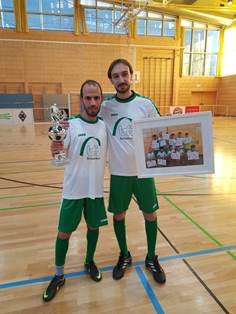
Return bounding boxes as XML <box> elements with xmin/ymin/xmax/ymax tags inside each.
<box><xmin>85</xmin><ymin>228</ymin><xmax>99</xmax><ymax>263</ymax></box>
<box><xmin>145</xmin><ymin>219</ymin><xmax>158</xmax><ymax>259</ymax></box>
<box><xmin>113</xmin><ymin>219</ymin><xmax>128</xmax><ymax>256</ymax></box>
<box><xmin>55</xmin><ymin>237</ymin><xmax>69</xmax><ymax>267</ymax></box>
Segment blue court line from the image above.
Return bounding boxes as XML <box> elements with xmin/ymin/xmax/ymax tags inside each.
<box><xmin>135</xmin><ymin>267</ymin><xmax>165</xmax><ymax>314</ymax></box>
<box><xmin>1</xmin><ymin>244</ymin><xmax>236</xmax><ymax>289</ymax></box>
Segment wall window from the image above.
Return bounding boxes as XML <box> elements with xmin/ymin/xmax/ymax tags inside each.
<box><xmin>0</xmin><ymin>0</ymin><xmax>15</xmax><ymax>29</ymax></box>
<box><xmin>26</xmin><ymin>0</ymin><xmax>74</xmax><ymax>31</ymax></box>
<box><xmin>182</xmin><ymin>20</ymin><xmax>219</xmax><ymax>76</ymax></box>
<box><xmin>82</xmin><ymin>0</ymin><xmax>128</xmax><ymax>34</ymax></box>
<box><xmin>137</xmin><ymin>11</ymin><xmax>175</xmax><ymax>37</ymax></box>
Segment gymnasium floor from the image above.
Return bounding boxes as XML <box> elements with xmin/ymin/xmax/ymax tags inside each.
<box><xmin>0</xmin><ymin>117</ymin><xmax>236</xmax><ymax>314</ymax></box>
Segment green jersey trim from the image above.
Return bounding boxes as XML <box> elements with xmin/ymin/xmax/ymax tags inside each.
<box><xmin>134</xmin><ymin>93</ymin><xmax>161</xmax><ymax>116</ymax></box>
<box><xmin>115</xmin><ymin>91</ymin><xmax>137</xmax><ymax>103</ymax></box>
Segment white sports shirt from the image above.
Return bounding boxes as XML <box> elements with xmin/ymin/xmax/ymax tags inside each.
<box><xmin>62</xmin><ymin>115</ymin><xmax>107</xmax><ymax>199</ymax></box>
<box><xmin>100</xmin><ymin>92</ymin><xmax>160</xmax><ymax>176</ymax></box>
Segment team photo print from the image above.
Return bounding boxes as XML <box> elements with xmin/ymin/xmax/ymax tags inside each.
<box><xmin>133</xmin><ymin>112</ymin><xmax>214</xmax><ymax>178</ymax></box>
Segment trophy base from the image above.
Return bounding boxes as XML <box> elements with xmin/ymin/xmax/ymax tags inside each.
<box><xmin>51</xmin><ymin>158</ymin><xmax>69</xmax><ymax>167</ymax></box>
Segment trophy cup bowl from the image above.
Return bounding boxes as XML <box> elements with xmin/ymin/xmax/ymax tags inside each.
<box><xmin>48</xmin><ymin>104</ymin><xmax>69</xmax><ymax>167</ymax></box>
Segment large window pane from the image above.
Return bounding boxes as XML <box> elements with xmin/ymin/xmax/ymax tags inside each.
<box><xmin>183</xmin><ymin>53</ymin><xmax>190</xmax><ymax>75</ymax></box>
<box><xmin>26</xmin><ymin>0</ymin><xmax>74</xmax><ymax>31</ymax></box>
<box><xmin>184</xmin><ymin>29</ymin><xmax>192</xmax><ymax>52</ymax></box>
<box><xmin>80</xmin><ymin>0</ymin><xmax>96</xmax><ymax>6</ymax></box>
<box><xmin>26</xmin><ymin>0</ymin><xmax>42</xmax><ymax>12</ymax></box>
<box><xmin>97</xmin><ymin>9</ymin><xmax>112</xmax><ymax>33</ymax></box>
<box><xmin>59</xmin><ymin>15</ymin><xmax>74</xmax><ymax>31</ymax></box>
<box><xmin>181</xmin><ymin>19</ymin><xmax>192</xmax><ymax>27</ymax></box>
<box><xmin>194</xmin><ymin>22</ymin><xmax>205</xmax><ymax>28</ymax></box>
<box><xmin>28</xmin><ymin>14</ymin><xmax>42</xmax><ymax>29</ymax></box>
<box><xmin>182</xmin><ymin>22</ymin><xmax>219</xmax><ymax>77</ymax></box>
<box><xmin>147</xmin><ymin>20</ymin><xmax>162</xmax><ymax>36</ymax></box>
<box><xmin>163</xmin><ymin>21</ymin><xmax>175</xmax><ymax>37</ymax></box>
<box><xmin>191</xmin><ymin>54</ymin><xmax>204</xmax><ymax>76</ymax></box>
<box><xmin>137</xmin><ymin>11</ymin><xmax>175</xmax><ymax>37</ymax></box>
<box><xmin>43</xmin><ymin>15</ymin><xmax>61</xmax><ymax>30</ymax></box>
<box><xmin>85</xmin><ymin>8</ymin><xmax>96</xmax><ymax>32</ymax></box>
<box><xmin>148</xmin><ymin>12</ymin><xmax>162</xmax><ymax>18</ymax></box>
<box><xmin>114</xmin><ymin>10</ymin><xmax>127</xmax><ymax>34</ymax></box>
<box><xmin>137</xmin><ymin>19</ymin><xmax>146</xmax><ymax>35</ymax></box>
<box><xmin>97</xmin><ymin>1</ymin><xmax>112</xmax><ymax>7</ymax></box>
<box><xmin>0</xmin><ymin>11</ymin><xmax>15</xmax><ymax>28</ymax></box>
<box><xmin>42</xmin><ymin>0</ymin><xmax>59</xmax><ymax>13</ymax></box>
<box><xmin>207</xmin><ymin>30</ymin><xmax>219</xmax><ymax>53</ymax></box>
<box><xmin>205</xmin><ymin>54</ymin><xmax>217</xmax><ymax>76</ymax></box>
<box><xmin>60</xmin><ymin>0</ymin><xmax>74</xmax><ymax>14</ymax></box>
<box><xmin>193</xmin><ymin>29</ymin><xmax>206</xmax><ymax>52</ymax></box>
<box><xmin>28</xmin><ymin>13</ymin><xmax>73</xmax><ymax>31</ymax></box>
<box><xmin>0</xmin><ymin>0</ymin><xmax>14</xmax><ymax>10</ymax></box>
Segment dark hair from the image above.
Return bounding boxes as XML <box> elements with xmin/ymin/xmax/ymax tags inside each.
<box><xmin>80</xmin><ymin>80</ymin><xmax>103</xmax><ymax>97</ymax></box>
<box><xmin>107</xmin><ymin>59</ymin><xmax>133</xmax><ymax>78</ymax></box>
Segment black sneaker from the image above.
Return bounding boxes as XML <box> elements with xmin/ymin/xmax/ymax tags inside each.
<box><xmin>42</xmin><ymin>275</ymin><xmax>65</xmax><ymax>302</ymax></box>
<box><xmin>145</xmin><ymin>255</ymin><xmax>166</xmax><ymax>284</ymax></box>
<box><xmin>84</xmin><ymin>261</ymin><xmax>102</xmax><ymax>282</ymax></box>
<box><xmin>113</xmin><ymin>251</ymin><xmax>132</xmax><ymax>280</ymax></box>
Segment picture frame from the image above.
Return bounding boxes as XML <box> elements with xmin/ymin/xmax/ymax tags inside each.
<box><xmin>133</xmin><ymin>111</ymin><xmax>214</xmax><ymax>178</ymax></box>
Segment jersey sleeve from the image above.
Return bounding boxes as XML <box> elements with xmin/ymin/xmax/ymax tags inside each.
<box><xmin>147</xmin><ymin>100</ymin><xmax>161</xmax><ymax>118</ymax></box>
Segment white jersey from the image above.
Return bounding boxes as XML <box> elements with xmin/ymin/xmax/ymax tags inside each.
<box><xmin>62</xmin><ymin>115</ymin><xmax>107</xmax><ymax>199</ymax></box>
<box><xmin>187</xmin><ymin>150</ymin><xmax>199</xmax><ymax>160</ymax></box>
<box><xmin>151</xmin><ymin>139</ymin><xmax>159</xmax><ymax>150</ymax></box>
<box><xmin>100</xmin><ymin>92</ymin><xmax>160</xmax><ymax>176</ymax></box>
<box><xmin>175</xmin><ymin>137</ymin><xmax>184</xmax><ymax>147</ymax></box>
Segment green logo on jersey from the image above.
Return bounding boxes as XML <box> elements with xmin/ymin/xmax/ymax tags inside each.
<box><xmin>112</xmin><ymin>117</ymin><xmax>133</xmax><ymax>139</ymax></box>
<box><xmin>80</xmin><ymin>137</ymin><xmax>101</xmax><ymax>159</ymax></box>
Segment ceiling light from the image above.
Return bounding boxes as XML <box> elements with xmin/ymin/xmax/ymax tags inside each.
<box><xmin>228</xmin><ymin>0</ymin><xmax>233</xmax><ymax>5</ymax></box>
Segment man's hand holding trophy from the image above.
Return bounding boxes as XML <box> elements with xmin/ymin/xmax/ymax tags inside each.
<box><xmin>48</xmin><ymin>103</ymin><xmax>69</xmax><ymax>167</ymax></box>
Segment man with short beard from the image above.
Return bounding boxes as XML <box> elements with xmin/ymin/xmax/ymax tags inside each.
<box><xmin>100</xmin><ymin>59</ymin><xmax>166</xmax><ymax>284</ymax></box>
<box><xmin>42</xmin><ymin>80</ymin><xmax>107</xmax><ymax>302</ymax></box>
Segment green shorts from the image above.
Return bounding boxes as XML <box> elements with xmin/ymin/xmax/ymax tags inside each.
<box><xmin>108</xmin><ymin>175</ymin><xmax>158</xmax><ymax>214</ymax></box>
<box><xmin>58</xmin><ymin>198</ymin><xmax>108</xmax><ymax>232</ymax></box>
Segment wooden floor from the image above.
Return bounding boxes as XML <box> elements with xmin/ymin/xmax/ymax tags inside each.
<box><xmin>0</xmin><ymin>117</ymin><xmax>236</xmax><ymax>314</ymax></box>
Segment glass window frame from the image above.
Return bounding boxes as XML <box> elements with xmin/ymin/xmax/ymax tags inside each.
<box><xmin>83</xmin><ymin>0</ymin><xmax>128</xmax><ymax>34</ymax></box>
<box><xmin>136</xmin><ymin>10</ymin><xmax>176</xmax><ymax>37</ymax></box>
<box><xmin>0</xmin><ymin>0</ymin><xmax>15</xmax><ymax>29</ymax></box>
<box><xmin>182</xmin><ymin>21</ymin><xmax>219</xmax><ymax>77</ymax></box>
<box><xmin>26</xmin><ymin>0</ymin><xmax>74</xmax><ymax>32</ymax></box>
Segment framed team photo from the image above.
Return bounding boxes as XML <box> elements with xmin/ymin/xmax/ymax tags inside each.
<box><xmin>133</xmin><ymin>111</ymin><xmax>214</xmax><ymax>178</ymax></box>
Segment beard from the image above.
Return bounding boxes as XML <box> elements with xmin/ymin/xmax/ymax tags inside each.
<box><xmin>116</xmin><ymin>83</ymin><xmax>130</xmax><ymax>94</ymax></box>
<box><xmin>84</xmin><ymin>105</ymin><xmax>99</xmax><ymax>117</ymax></box>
